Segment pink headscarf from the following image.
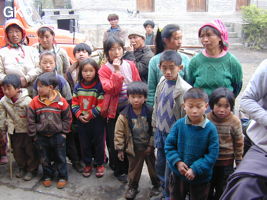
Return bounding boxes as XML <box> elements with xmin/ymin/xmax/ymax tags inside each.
<box><xmin>198</xmin><ymin>19</ymin><xmax>229</xmax><ymax>51</ymax></box>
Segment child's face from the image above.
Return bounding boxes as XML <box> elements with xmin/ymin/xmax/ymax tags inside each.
<box><xmin>108</xmin><ymin>43</ymin><xmax>123</xmax><ymax>61</ymax></box>
<box><xmin>160</xmin><ymin>61</ymin><xmax>182</xmax><ymax>81</ymax></box>
<box><xmin>184</xmin><ymin>98</ymin><xmax>208</xmax><ymax>124</ymax></box>
<box><xmin>128</xmin><ymin>94</ymin><xmax>146</xmax><ymax>110</ymax></box>
<box><xmin>75</xmin><ymin>50</ymin><xmax>90</xmax><ymax>62</ymax></box>
<box><xmin>164</xmin><ymin>30</ymin><xmax>183</xmax><ymax>50</ymax></box>
<box><xmin>145</xmin><ymin>25</ymin><xmax>154</xmax><ymax>35</ymax></box>
<box><xmin>37</xmin><ymin>81</ymin><xmax>53</xmax><ymax>98</ymax></box>
<box><xmin>82</xmin><ymin>64</ymin><xmax>96</xmax><ymax>82</ymax></box>
<box><xmin>40</xmin><ymin>55</ymin><xmax>56</xmax><ymax>72</ymax></box>
<box><xmin>213</xmin><ymin>97</ymin><xmax>231</xmax><ymax>119</ymax></box>
<box><xmin>1</xmin><ymin>84</ymin><xmax>20</xmax><ymax>99</ymax></box>
<box><xmin>38</xmin><ymin>31</ymin><xmax>54</xmax><ymax>50</ymax></box>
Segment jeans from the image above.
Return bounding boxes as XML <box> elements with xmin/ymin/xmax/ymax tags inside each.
<box><xmin>36</xmin><ymin>133</ymin><xmax>68</xmax><ymax>180</ymax></box>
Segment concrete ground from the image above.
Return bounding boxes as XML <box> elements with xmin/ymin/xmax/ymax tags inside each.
<box><xmin>0</xmin><ymin>47</ymin><xmax>266</xmax><ymax>200</ymax></box>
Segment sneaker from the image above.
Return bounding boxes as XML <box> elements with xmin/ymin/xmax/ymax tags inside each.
<box><xmin>73</xmin><ymin>162</ymin><xmax>83</xmax><ymax>173</ymax></box>
<box><xmin>15</xmin><ymin>168</ymin><xmax>25</xmax><ymax>178</ymax></box>
<box><xmin>149</xmin><ymin>185</ymin><xmax>161</xmax><ymax>197</ymax></box>
<box><xmin>42</xmin><ymin>178</ymin><xmax>52</xmax><ymax>187</ymax></box>
<box><xmin>57</xmin><ymin>179</ymin><xmax>68</xmax><ymax>189</ymax></box>
<box><xmin>82</xmin><ymin>165</ymin><xmax>92</xmax><ymax>177</ymax></box>
<box><xmin>125</xmin><ymin>187</ymin><xmax>139</xmax><ymax>199</ymax></box>
<box><xmin>0</xmin><ymin>156</ymin><xmax>8</xmax><ymax>165</ymax></box>
<box><xmin>117</xmin><ymin>173</ymin><xmax>128</xmax><ymax>183</ymax></box>
<box><xmin>23</xmin><ymin>171</ymin><xmax>35</xmax><ymax>181</ymax></box>
<box><xmin>95</xmin><ymin>165</ymin><xmax>105</xmax><ymax>178</ymax></box>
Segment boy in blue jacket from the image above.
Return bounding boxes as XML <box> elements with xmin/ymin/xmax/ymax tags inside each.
<box><xmin>165</xmin><ymin>88</ymin><xmax>219</xmax><ymax>200</ymax></box>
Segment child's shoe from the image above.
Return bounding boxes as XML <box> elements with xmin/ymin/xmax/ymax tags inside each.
<box><xmin>42</xmin><ymin>178</ymin><xmax>52</xmax><ymax>187</ymax></box>
<box><xmin>82</xmin><ymin>165</ymin><xmax>92</xmax><ymax>177</ymax></box>
<box><xmin>95</xmin><ymin>165</ymin><xmax>105</xmax><ymax>178</ymax></box>
<box><xmin>73</xmin><ymin>161</ymin><xmax>83</xmax><ymax>173</ymax></box>
<box><xmin>15</xmin><ymin>168</ymin><xmax>25</xmax><ymax>178</ymax></box>
<box><xmin>125</xmin><ymin>187</ymin><xmax>139</xmax><ymax>200</ymax></box>
<box><xmin>23</xmin><ymin>171</ymin><xmax>35</xmax><ymax>181</ymax></box>
<box><xmin>149</xmin><ymin>185</ymin><xmax>161</xmax><ymax>197</ymax></box>
<box><xmin>57</xmin><ymin>179</ymin><xmax>68</xmax><ymax>189</ymax></box>
<box><xmin>0</xmin><ymin>156</ymin><xmax>8</xmax><ymax>165</ymax></box>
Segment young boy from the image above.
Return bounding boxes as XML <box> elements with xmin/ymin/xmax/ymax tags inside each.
<box><xmin>66</xmin><ymin>43</ymin><xmax>92</xmax><ymax>90</ymax></box>
<box><xmin>114</xmin><ymin>81</ymin><xmax>160</xmax><ymax>200</ymax></box>
<box><xmin>27</xmin><ymin>72</ymin><xmax>72</xmax><ymax>189</ymax></box>
<box><xmin>165</xmin><ymin>88</ymin><xmax>219</xmax><ymax>200</ymax></box>
<box><xmin>152</xmin><ymin>50</ymin><xmax>191</xmax><ymax>199</ymax></box>
<box><xmin>143</xmin><ymin>20</ymin><xmax>155</xmax><ymax>45</ymax></box>
<box><xmin>0</xmin><ymin>74</ymin><xmax>38</xmax><ymax>180</ymax></box>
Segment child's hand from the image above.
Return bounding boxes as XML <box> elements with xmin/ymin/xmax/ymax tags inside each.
<box><xmin>113</xmin><ymin>58</ymin><xmax>121</xmax><ymax>72</ymax></box>
<box><xmin>176</xmin><ymin>161</ymin><xmax>188</xmax><ymax>176</ymax></box>
<box><xmin>144</xmin><ymin>146</ymin><xmax>153</xmax><ymax>156</ymax></box>
<box><xmin>117</xmin><ymin>151</ymin><xmax>124</xmax><ymax>161</ymax></box>
<box><xmin>185</xmin><ymin>168</ymin><xmax>195</xmax><ymax>181</ymax></box>
<box><xmin>78</xmin><ymin>115</ymin><xmax>89</xmax><ymax>123</ymax></box>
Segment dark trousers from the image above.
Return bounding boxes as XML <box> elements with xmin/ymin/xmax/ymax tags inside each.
<box><xmin>169</xmin><ymin>173</ymin><xmax>210</xmax><ymax>200</ymax></box>
<box><xmin>11</xmin><ymin>133</ymin><xmax>39</xmax><ymax>172</ymax></box>
<box><xmin>127</xmin><ymin>150</ymin><xmax>160</xmax><ymax>189</ymax></box>
<box><xmin>208</xmin><ymin>165</ymin><xmax>234</xmax><ymax>200</ymax></box>
<box><xmin>66</xmin><ymin>128</ymin><xmax>80</xmax><ymax>164</ymax></box>
<box><xmin>0</xmin><ymin>131</ymin><xmax>7</xmax><ymax>156</ymax></box>
<box><xmin>36</xmin><ymin>134</ymin><xmax>68</xmax><ymax>180</ymax></box>
<box><xmin>77</xmin><ymin>117</ymin><xmax>105</xmax><ymax>166</ymax></box>
<box><xmin>106</xmin><ymin>118</ymin><xmax>128</xmax><ymax>176</ymax></box>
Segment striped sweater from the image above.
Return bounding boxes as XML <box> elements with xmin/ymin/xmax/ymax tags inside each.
<box><xmin>72</xmin><ymin>80</ymin><xmax>104</xmax><ymax>120</ymax></box>
<box><xmin>207</xmin><ymin>112</ymin><xmax>244</xmax><ymax>165</ymax></box>
<box><xmin>27</xmin><ymin>91</ymin><xmax>72</xmax><ymax>136</ymax></box>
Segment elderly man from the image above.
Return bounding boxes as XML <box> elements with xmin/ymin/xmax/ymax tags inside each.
<box><xmin>123</xmin><ymin>30</ymin><xmax>154</xmax><ymax>83</ymax></box>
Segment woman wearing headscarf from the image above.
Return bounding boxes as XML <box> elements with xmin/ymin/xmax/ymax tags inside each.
<box><xmin>185</xmin><ymin>19</ymin><xmax>243</xmax><ymax>97</ymax></box>
<box><xmin>0</xmin><ymin>19</ymin><xmax>41</xmax><ymax>95</ymax></box>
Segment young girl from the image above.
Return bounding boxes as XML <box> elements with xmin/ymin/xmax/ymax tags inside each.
<box><xmin>207</xmin><ymin>87</ymin><xmax>244</xmax><ymax>200</ymax></box>
<box><xmin>72</xmin><ymin>58</ymin><xmax>106</xmax><ymax>178</ymax></box>
<box><xmin>147</xmin><ymin>24</ymin><xmax>190</xmax><ymax>106</ymax></box>
<box><xmin>33</xmin><ymin>52</ymin><xmax>72</xmax><ymax>103</ymax></box>
<box><xmin>99</xmin><ymin>36</ymin><xmax>141</xmax><ymax>182</ymax></box>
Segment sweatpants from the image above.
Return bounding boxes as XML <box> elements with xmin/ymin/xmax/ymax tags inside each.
<box><xmin>127</xmin><ymin>150</ymin><xmax>160</xmax><ymax>189</ymax></box>
<box><xmin>11</xmin><ymin>133</ymin><xmax>39</xmax><ymax>172</ymax></box>
<box><xmin>77</xmin><ymin>116</ymin><xmax>105</xmax><ymax>166</ymax></box>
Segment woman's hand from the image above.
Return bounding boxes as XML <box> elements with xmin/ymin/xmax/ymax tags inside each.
<box><xmin>20</xmin><ymin>77</ymin><xmax>28</xmax><ymax>88</ymax></box>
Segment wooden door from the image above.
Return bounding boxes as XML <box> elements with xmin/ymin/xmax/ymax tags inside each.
<box><xmin>136</xmin><ymin>0</ymin><xmax>154</xmax><ymax>12</ymax></box>
<box><xmin>187</xmin><ymin>0</ymin><xmax>207</xmax><ymax>12</ymax></box>
<box><xmin>236</xmin><ymin>0</ymin><xmax>250</xmax><ymax>11</ymax></box>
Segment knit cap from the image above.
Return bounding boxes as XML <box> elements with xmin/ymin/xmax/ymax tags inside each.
<box><xmin>128</xmin><ymin>30</ymin><xmax>146</xmax><ymax>40</ymax></box>
<box><xmin>199</xmin><ymin>19</ymin><xmax>229</xmax><ymax>50</ymax></box>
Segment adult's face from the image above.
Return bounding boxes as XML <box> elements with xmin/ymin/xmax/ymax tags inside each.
<box><xmin>164</xmin><ymin>30</ymin><xmax>182</xmax><ymax>50</ymax></box>
<box><xmin>109</xmin><ymin>19</ymin><xmax>119</xmax><ymax>28</ymax></box>
<box><xmin>199</xmin><ymin>28</ymin><xmax>222</xmax><ymax>51</ymax></box>
<box><xmin>7</xmin><ymin>26</ymin><xmax>23</xmax><ymax>44</ymax></box>
<box><xmin>129</xmin><ymin>35</ymin><xmax>145</xmax><ymax>50</ymax></box>
<box><xmin>38</xmin><ymin>30</ymin><xmax>54</xmax><ymax>50</ymax></box>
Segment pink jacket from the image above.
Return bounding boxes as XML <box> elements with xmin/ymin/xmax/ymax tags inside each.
<box><xmin>99</xmin><ymin>60</ymin><xmax>141</xmax><ymax>119</ymax></box>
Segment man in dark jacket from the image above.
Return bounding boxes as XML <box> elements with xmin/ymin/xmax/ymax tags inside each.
<box><xmin>123</xmin><ymin>31</ymin><xmax>154</xmax><ymax>83</ymax></box>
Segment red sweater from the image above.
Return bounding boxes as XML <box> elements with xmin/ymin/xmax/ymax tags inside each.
<box><xmin>99</xmin><ymin>60</ymin><xmax>141</xmax><ymax>119</ymax></box>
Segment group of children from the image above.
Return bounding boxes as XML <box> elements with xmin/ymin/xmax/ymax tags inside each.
<box><xmin>0</xmin><ymin>28</ymin><xmax>245</xmax><ymax>200</ymax></box>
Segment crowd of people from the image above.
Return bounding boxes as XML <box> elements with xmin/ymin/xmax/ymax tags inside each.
<box><xmin>0</xmin><ymin>12</ymin><xmax>266</xmax><ymax>200</ymax></box>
